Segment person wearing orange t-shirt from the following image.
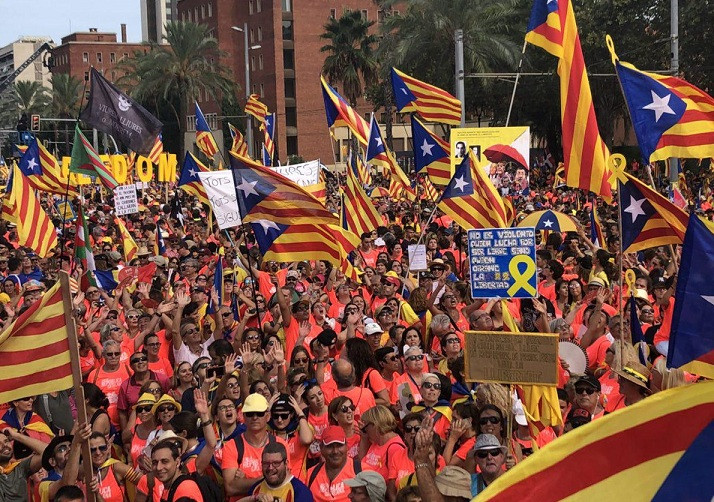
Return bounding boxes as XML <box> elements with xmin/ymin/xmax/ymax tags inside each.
<box><xmin>87</xmin><ymin>340</ymin><xmax>131</xmax><ymax>428</ymax></box>
<box><xmin>151</xmin><ymin>440</ymin><xmax>203</xmax><ymax>502</ymax></box>
<box><xmin>306</xmin><ymin>426</ymin><xmax>362</xmax><ymax>502</ymax></box>
<box><xmin>221</xmin><ymin>393</ymin><xmax>290</xmax><ymax>500</ymax></box>
<box><xmin>359</xmin><ymin>405</ymin><xmax>407</xmax><ymax>499</ymax></box>
<box><xmin>321</xmin><ymin>360</ymin><xmax>376</xmax><ymax>418</ymax></box>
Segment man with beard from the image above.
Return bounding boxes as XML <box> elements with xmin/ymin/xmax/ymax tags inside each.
<box><xmin>307</xmin><ymin>426</ymin><xmax>361</xmax><ymax>502</ymax></box>
<box><xmin>38</xmin><ymin>423</ymin><xmax>93</xmax><ymax>501</ymax></box>
<box><xmin>245</xmin><ymin>442</ymin><xmax>313</xmax><ymax>501</ymax></box>
<box><xmin>0</xmin><ymin>426</ymin><xmax>48</xmax><ymax>501</ymax></box>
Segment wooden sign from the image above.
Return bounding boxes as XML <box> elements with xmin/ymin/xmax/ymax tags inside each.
<box><xmin>464</xmin><ymin>331</ymin><xmax>559</xmax><ymax>385</ymax></box>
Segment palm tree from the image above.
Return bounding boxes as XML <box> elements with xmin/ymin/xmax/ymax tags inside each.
<box><xmin>378</xmin><ymin>0</ymin><xmax>524</xmax><ymax>120</ymax></box>
<box><xmin>50</xmin><ymin>73</ymin><xmax>83</xmax><ymax>155</ymax></box>
<box><xmin>321</xmin><ymin>10</ymin><xmax>379</xmax><ymax>107</ymax></box>
<box><xmin>118</xmin><ymin>21</ymin><xmax>236</xmax><ymax>157</ymax></box>
<box><xmin>0</xmin><ymin>80</ymin><xmax>50</xmax><ymax>129</ymax></box>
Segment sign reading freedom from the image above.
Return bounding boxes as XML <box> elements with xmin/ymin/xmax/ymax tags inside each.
<box><xmin>464</xmin><ymin>331</ymin><xmax>559</xmax><ymax>385</ymax></box>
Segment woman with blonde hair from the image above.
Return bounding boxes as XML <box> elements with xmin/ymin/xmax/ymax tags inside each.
<box><xmin>359</xmin><ymin>405</ymin><xmax>407</xmax><ymax>500</ymax></box>
<box><xmin>169</xmin><ymin>361</ymin><xmax>194</xmax><ymax>401</ymax></box>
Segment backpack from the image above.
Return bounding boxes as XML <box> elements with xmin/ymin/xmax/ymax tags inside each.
<box><xmin>307</xmin><ymin>458</ymin><xmax>362</xmax><ymax>488</ymax></box>
<box><xmin>166</xmin><ymin>472</ymin><xmax>223</xmax><ymax>502</ymax></box>
<box><xmin>231</xmin><ymin>432</ymin><xmax>277</xmax><ymax>465</ymax></box>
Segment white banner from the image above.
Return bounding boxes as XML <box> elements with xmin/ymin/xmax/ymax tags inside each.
<box><xmin>198</xmin><ymin>171</ymin><xmax>242</xmax><ymax>229</ymax></box>
<box><xmin>407</xmin><ymin>244</ymin><xmax>428</xmax><ymax>271</ymax></box>
<box><xmin>270</xmin><ymin>160</ymin><xmax>323</xmax><ymax>186</ymax></box>
<box><xmin>114</xmin><ymin>185</ymin><xmax>139</xmax><ymax>216</ymax></box>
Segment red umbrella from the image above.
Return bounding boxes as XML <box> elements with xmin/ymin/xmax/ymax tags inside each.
<box><xmin>483</xmin><ymin>144</ymin><xmax>528</xmax><ymax>169</ymax></box>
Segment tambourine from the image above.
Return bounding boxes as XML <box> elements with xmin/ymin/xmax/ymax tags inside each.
<box><xmin>559</xmin><ymin>341</ymin><xmax>589</xmax><ymax>376</ymax></box>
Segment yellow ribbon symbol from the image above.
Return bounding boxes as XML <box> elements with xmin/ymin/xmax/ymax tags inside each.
<box><xmin>507</xmin><ymin>255</ymin><xmax>538</xmax><ymax>297</ymax></box>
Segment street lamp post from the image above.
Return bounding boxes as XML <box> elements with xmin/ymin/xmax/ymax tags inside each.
<box><xmin>232</xmin><ymin>24</ymin><xmax>254</xmax><ymax>158</ymax></box>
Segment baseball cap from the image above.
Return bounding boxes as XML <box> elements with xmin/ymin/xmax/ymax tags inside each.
<box><xmin>270</xmin><ymin>394</ymin><xmax>292</xmax><ymax>413</ymax></box>
<box><xmin>574</xmin><ymin>374</ymin><xmax>601</xmax><ymax>391</ymax></box>
<box><xmin>364</xmin><ymin>322</ymin><xmax>383</xmax><ymax>335</ymax></box>
<box><xmin>321</xmin><ymin>425</ymin><xmax>346</xmax><ymax>445</ymax></box>
<box><xmin>344</xmin><ymin>471</ymin><xmax>386</xmax><ymax>502</ymax></box>
<box><xmin>512</xmin><ymin>400</ymin><xmax>528</xmax><ymax>426</ymax></box>
<box><xmin>652</xmin><ymin>275</ymin><xmax>667</xmax><ymax>289</ymax></box>
<box><xmin>242</xmin><ymin>393</ymin><xmax>269</xmax><ymax>413</ymax></box>
<box><xmin>316</xmin><ymin>328</ymin><xmax>337</xmax><ymax>346</ymax></box>
<box><xmin>286</xmin><ymin>270</ymin><xmax>300</xmax><ymax>279</ymax></box>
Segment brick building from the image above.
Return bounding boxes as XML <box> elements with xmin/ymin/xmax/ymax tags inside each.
<box><xmin>177</xmin><ymin>0</ymin><xmax>396</xmax><ymax>165</ymax></box>
<box><xmin>50</xmin><ymin>27</ymin><xmax>147</xmax><ymax>86</ymax></box>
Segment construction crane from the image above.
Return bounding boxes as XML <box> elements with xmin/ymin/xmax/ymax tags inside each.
<box><xmin>0</xmin><ymin>42</ymin><xmax>53</xmax><ymax>95</ymax></box>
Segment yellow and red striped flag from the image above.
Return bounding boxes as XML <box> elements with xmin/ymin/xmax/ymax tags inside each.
<box><xmin>366</xmin><ymin>114</ymin><xmax>415</xmax><ymax>200</ymax></box>
<box><xmin>18</xmin><ymin>139</ymin><xmax>77</xmax><ymax>196</ymax></box>
<box><xmin>114</xmin><ymin>216</ymin><xmax>138</xmax><ymax>263</ymax></box>
<box><xmin>526</xmin><ymin>0</ymin><xmax>612</xmax><ymax>199</ymax></box>
<box><xmin>304</xmin><ymin>181</ymin><xmax>327</xmax><ymax>206</ymax></box>
<box><xmin>0</xmin><ymin>278</ymin><xmax>73</xmax><ymax>403</ymax></box>
<box><xmin>321</xmin><ymin>76</ymin><xmax>370</xmax><ymax>146</ymax></box>
<box><xmin>2</xmin><ymin>165</ymin><xmax>58</xmax><ymax>257</ymax></box>
<box><xmin>391</xmin><ymin>68</ymin><xmax>462</xmax><ymax>125</ymax></box>
<box><xmin>422</xmin><ymin>175</ymin><xmax>439</xmax><ymax>203</ymax></box>
<box><xmin>228</xmin><ymin>123</ymin><xmax>249</xmax><ymax>157</ymax></box>
<box><xmin>343</xmin><ymin>166</ymin><xmax>382</xmax><ymax>237</ymax></box>
<box><xmin>147</xmin><ymin>133</ymin><xmax>163</xmax><ymax>164</ymax></box>
<box><xmin>194</xmin><ymin>103</ymin><xmax>218</xmax><ymax>158</ymax></box>
<box><xmin>349</xmin><ymin>151</ymin><xmax>372</xmax><ymax>187</ymax></box>
<box><xmin>477</xmin><ymin>381</ymin><xmax>714</xmax><ymax>501</ymax></box>
<box><xmin>245</xmin><ymin>94</ymin><xmax>269</xmax><ymax>124</ymax></box>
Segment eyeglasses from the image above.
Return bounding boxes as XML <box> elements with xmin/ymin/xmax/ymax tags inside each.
<box><xmin>105</xmin><ymin>352</ymin><xmax>121</xmax><ymax>357</ymax></box>
<box><xmin>422</xmin><ymin>381</ymin><xmax>441</xmax><ymax>390</ymax></box>
<box><xmin>431</xmin><ymin>267</ymin><xmax>445</xmax><ymax>271</ymax></box>
<box><xmin>90</xmin><ymin>445</ymin><xmax>108</xmax><ymax>453</ymax></box>
<box><xmin>339</xmin><ymin>405</ymin><xmax>355</xmax><ymax>413</ymax></box>
<box><xmin>406</xmin><ymin>354</ymin><xmax>424</xmax><ymax>362</ymax></box>
<box><xmin>476</xmin><ymin>449</ymin><xmax>503</xmax><ymax>459</ymax></box>
<box><xmin>136</xmin><ymin>405</ymin><xmax>153</xmax><ymax>414</ymax></box>
<box><xmin>131</xmin><ymin>356</ymin><xmax>148</xmax><ymax>364</ymax></box>
<box><xmin>404</xmin><ymin>425</ymin><xmax>421</xmax><ymax>433</ymax></box>
<box><xmin>145</xmin><ymin>342</ymin><xmax>161</xmax><ymax>348</ymax></box>
<box><xmin>245</xmin><ymin>411</ymin><xmax>267</xmax><ymax>418</ymax></box>
<box><xmin>641</xmin><ymin>309</ymin><xmax>654</xmax><ymax>314</ymax></box>
<box><xmin>246</xmin><ymin>334</ymin><xmax>260</xmax><ymax>341</ymax></box>
<box><xmin>445</xmin><ymin>338</ymin><xmax>460</xmax><ymax>345</ymax></box>
<box><xmin>263</xmin><ymin>460</ymin><xmax>285</xmax><ymax>468</ymax></box>
<box><xmin>345</xmin><ymin>309</ymin><xmax>358</xmax><ymax>315</ymax></box>
<box><xmin>222</xmin><ymin>312</ymin><xmax>233</xmax><ymax>317</ymax></box>
<box><xmin>286</xmin><ymin>277</ymin><xmax>297</xmax><ymax>282</ymax></box>
<box><xmin>226</xmin><ymin>382</ymin><xmax>239</xmax><ymax>389</ymax></box>
<box><xmin>157</xmin><ymin>405</ymin><xmax>176</xmax><ymax>413</ymax></box>
<box><xmin>442</xmin><ymin>295</ymin><xmax>455</xmax><ymax>300</ymax></box>
<box><xmin>479</xmin><ymin>416</ymin><xmax>501</xmax><ymax>426</ymax></box>
<box><xmin>126</xmin><ymin>315</ymin><xmax>140</xmax><ymax>320</ymax></box>
<box><xmin>218</xmin><ymin>404</ymin><xmax>236</xmax><ymax>412</ymax></box>
<box><xmin>148</xmin><ymin>388</ymin><xmax>162</xmax><ymax>395</ymax></box>
<box><xmin>54</xmin><ymin>444</ymin><xmax>70</xmax><ymax>454</ymax></box>
<box><xmin>294</xmin><ymin>357</ymin><xmax>309</xmax><ymax>364</ymax></box>
<box><xmin>107</xmin><ymin>314</ymin><xmax>118</xmax><ymax>319</ymax></box>
<box><xmin>183</xmin><ymin>328</ymin><xmax>198</xmax><ymax>335</ymax></box>
<box><xmin>274</xmin><ymin>413</ymin><xmax>292</xmax><ymax>420</ymax></box>
<box><xmin>575</xmin><ymin>387</ymin><xmax>597</xmax><ymax>396</ymax></box>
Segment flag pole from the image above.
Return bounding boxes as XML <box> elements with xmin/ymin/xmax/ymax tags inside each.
<box><xmin>400</xmin><ymin>202</ymin><xmax>440</xmax><ymax>297</ymax></box>
<box><xmin>612</xmin><ymin>155</ymin><xmax>626</xmax><ymax>371</ymax></box>
<box><xmin>506</xmin><ymin>40</ymin><xmax>529</xmax><ymax>127</ymax></box>
<box><xmin>59</xmin><ymin>271</ymin><xmax>96</xmax><ymax>502</ymax></box>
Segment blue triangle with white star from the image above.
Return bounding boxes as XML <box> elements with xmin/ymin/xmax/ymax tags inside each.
<box><xmin>535</xmin><ymin>210</ymin><xmax>562</xmax><ymax>231</ymax></box>
<box><xmin>411</xmin><ymin>115</ymin><xmax>448</xmax><ymax>173</ymax></box>
<box><xmin>442</xmin><ymin>156</ymin><xmax>474</xmax><ymax>200</ymax></box>
<box><xmin>619</xmin><ymin>179</ymin><xmax>658</xmax><ymax>252</ymax></box>
<box><xmin>390</xmin><ymin>68</ymin><xmax>418</xmax><ymax>112</ymax></box>
<box><xmin>179</xmin><ymin>152</ymin><xmax>203</xmax><ymax>186</ymax></box>
<box><xmin>366</xmin><ymin>114</ymin><xmax>386</xmax><ymax>161</ymax></box>
<box><xmin>250</xmin><ymin>220</ymin><xmax>289</xmax><ymax>254</ymax></box>
<box><xmin>231</xmin><ymin>163</ymin><xmax>277</xmax><ymax>216</ymax></box>
<box><xmin>18</xmin><ymin>139</ymin><xmax>43</xmax><ymax>177</ymax></box>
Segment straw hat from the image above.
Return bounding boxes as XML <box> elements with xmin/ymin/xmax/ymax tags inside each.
<box><xmin>133</xmin><ymin>392</ymin><xmax>157</xmax><ymax>410</ymax></box>
<box><xmin>151</xmin><ymin>394</ymin><xmax>182</xmax><ymax>414</ymax></box>
<box><xmin>615</xmin><ymin>360</ymin><xmax>651</xmax><ymax>391</ymax></box>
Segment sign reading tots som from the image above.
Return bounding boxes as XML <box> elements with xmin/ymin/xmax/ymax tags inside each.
<box><xmin>467</xmin><ymin>227</ymin><xmax>537</xmax><ymax>299</ymax></box>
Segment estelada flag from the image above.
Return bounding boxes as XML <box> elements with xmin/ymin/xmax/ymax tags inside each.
<box><xmin>475</xmin><ymin>381</ymin><xmax>714</xmax><ymax>501</ymax></box>
<box><xmin>80</xmin><ymin>68</ymin><xmax>162</xmax><ymax>155</ymax></box>
<box><xmin>0</xmin><ymin>278</ymin><xmax>73</xmax><ymax>403</ymax></box>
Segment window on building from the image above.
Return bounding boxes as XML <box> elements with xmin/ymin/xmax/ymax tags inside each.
<box><xmin>330</xmin><ymin>8</ymin><xmax>336</xmax><ymax>19</ymax></box>
<box><xmin>96</xmin><ymin>53</ymin><xmax>103</xmax><ymax>63</ymax></box>
<box><xmin>282</xmin><ymin>0</ymin><xmax>292</xmax><ymax>12</ymax></box>
<box><xmin>194</xmin><ymin>7</ymin><xmax>198</xmax><ymax>20</ymax></box>
<box><xmin>285</xmin><ymin>107</ymin><xmax>297</xmax><ymax>127</ymax></box>
<box><xmin>283</xmin><ymin>49</ymin><xmax>294</xmax><ymax>70</ymax></box>
<box><xmin>282</xmin><ymin>20</ymin><xmax>293</xmax><ymax>40</ymax></box>
<box><xmin>82</xmin><ymin>52</ymin><xmax>88</xmax><ymax>63</ymax></box>
<box><xmin>250</xmin><ymin>29</ymin><xmax>254</xmax><ymax>43</ymax></box>
<box><xmin>251</xmin><ymin>56</ymin><xmax>255</xmax><ymax>71</ymax></box>
<box><xmin>258</xmin><ymin>54</ymin><xmax>263</xmax><ymax>70</ymax></box>
<box><xmin>256</xmin><ymin>0</ymin><xmax>262</xmax><ymax>13</ymax></box>
<box><xmin>111</xmin><ymin>71</ymin><xmax>116</xmax><ymax>80</ymax></box>
<box><xmin>249</xmin><ymin>0</ymin><xmax>254</xmax><ymax>15</ymax></box>
<box><xmin>201</xmin><ymin>5</ymin><xmax>205</xmax><ymax>18</ymax></box>
<box><xmin>284</xmin><ymin>78</ymin><xmax>296</xmax><ymax>98</ymax></box>
<box><xmin>187</xmin><ymin>115</ymin><xmax>195</xmax><ymax>131</ymax></box>
<box><xmin>123</xmin><ymin>52</ymin><xmax>128</xmax><ymax>60</ymax></box>
<box><xmin>110</xmin><ymin>52</ymin><xmax>116</xmax><ymax>63</ymax></box>
<box><xmin>260</xmin><ymin>83</ymin><xmax>264</xmax><ymax>96</ymax></box>
<box><xmin>361</xmin><ymin>9</ymin><xmax>368</xmax><ymax>20</ymax></box>
<box><xmin>182</xmin><ymin>11</ymin><xmax>185</xmax><ymax>21</ymax></box>
<box><xmin>257</xmin><ymin>27</ymin><xmax>262</xmax><ymax>41</ymax></box>
<box><xmin>84</xmin><ymin>71</ymin><xmax>89</xmax><ymax>80</ymax></box>
<box><xmin>287</xmin><ymin>135</ymin><xmax>298</xmax><ymax>156</ymax></box>
<box><xmin>208</xmin><ymin>2</ymin><xmax>212</xmax><ymax>17</ymax></box>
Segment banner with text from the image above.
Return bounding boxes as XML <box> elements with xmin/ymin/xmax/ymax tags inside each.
<box><xmin>270</xmin><ymin>160</ymin><xmax>323</xmax><ymax>186</ymax></box>
<box><xmin>114</xmin><ymin>184</ymin><xmax>139</xmax><ymax>215</ymax></box>
<box><xmin>198</xmin><ymin>170</ymin><xmax>242</xmax><ymax>229</ymax></box>
<box><xmin>467</xmin><ymin>227</ymin><xmax>537</xmax><ymax>298</ymax></box>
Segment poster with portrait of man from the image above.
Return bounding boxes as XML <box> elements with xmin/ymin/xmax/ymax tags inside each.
<box><xmin>450</xmin><ymin>127</ymin><xmax>531</xmax><ymax>197</ymax></box>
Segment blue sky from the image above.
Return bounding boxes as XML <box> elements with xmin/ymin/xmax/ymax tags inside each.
<box><xmin>0</xmin><ymin>0</ymin><xmax>142</xmax><ymax>47</ymax></box>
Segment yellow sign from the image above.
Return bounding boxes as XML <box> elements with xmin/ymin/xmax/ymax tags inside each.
<box><xmin>464</xmin><ymin>331</ymin><xmax>559</xmax><ymax>385</ymax></box>
<box><xmin>57</xmin><ymin>153</ymin><xmax>178</xmax><ymax>185</ymax></box>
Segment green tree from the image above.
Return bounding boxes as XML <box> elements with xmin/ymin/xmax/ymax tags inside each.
<box><xmin>50</xmin><ymin>73</ymin><xmax>83</xmax><ymax>156</ymax></box>
<box><xmin>321</xmin><ymin>10</ymin><xmax>379</xmax><ymax>107</ymax></box>
<box><xmin>118</xmin><ymin>21</ymin><xmax>237</xmax><ymax>157</ymax></box>
<box><xmin>0</xmin><ymin>80</ymin><xmax>50</xmax><ymax>129</ymax></box>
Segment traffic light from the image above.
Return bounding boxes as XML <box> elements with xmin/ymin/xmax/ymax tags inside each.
<box><xmin>31</xmin><ymin>114</ymin><xmax>40</xmax><ymax>132</ymax></box>
<box><xmin>16</xmin><ymin>113</ymin><xmax>28</xmax><ymax>132</ymax></box>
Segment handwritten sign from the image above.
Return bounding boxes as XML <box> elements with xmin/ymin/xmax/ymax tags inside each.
<box><xmin>113</xmin><ymin>185</ymin><xmax>139</xmax><ymax>216</ymax></box>
<box><xmin>407</xmin><ymin>244</ymin><xmax>428</xmax><ymax>271</ymax></box>
<box><xmin>270</xmin><ymin>160</ymin><xmax>323</xmax><ymax>186</ymax></box>
<box><xmin>198</xmin><ymin>170</ymin><xmax>242</xmax><ymax>229</ymax></box>
<box><xmin>55</xmin><ymin>201</ymin><xmax>76</xmax><ymax>222</ymax></box>
<box><xmin>464</xmin><ymin>331</ymin><xmax>559</xmax><ymax>385</ymax></box>
<box><xmin>467</xmin><ymin>227</ymin><xmax>537</xmax><ymax>298</ymax></box>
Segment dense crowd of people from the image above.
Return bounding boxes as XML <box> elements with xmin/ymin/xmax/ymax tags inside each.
<box><xmin>0</xmin><ymin>157</ymin><xmax>707</xmax><ymax>502</ymax></box>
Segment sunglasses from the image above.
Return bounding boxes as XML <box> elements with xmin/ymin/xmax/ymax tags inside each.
<box><xmin>274</xmin><ymin>413</ymin><xmax>292</xmax><ymax>420</ymax></box>
<box><xmin>245</xmin><ymin>411</ymin><xmax>267</xmax><ymax>418</ymax></box>
<box><xmin>476</xmin><ymin>449</ymin><xmax>503</xmax><ymax>459</ymax></box>
<box><xmin>136</xmin><ymin>405</ymin><xmax>153</xmax><ymax>414</ymax></box>
<box><xmin>246</xmin><ymin>334</ymin><xmax>260</xmax><ymax>341</ymax></box>
<box><xmin>339</xmin><ymin>405</ymin><xmax>355</xmax><ymax>413</ymax></box>
<box><xmin>90</xmin><ymin>445</ymin><xmax>108</xmax><ymax>453</ymax></box>
<box><xmin>183</xmin><ymin>328</ymin><xmax>198</xmax><ymax>335</ymax></box>
<box><xmin>444</xmin><ymin>338</ymin><xmax>460</xmax><ymax>345</ymax></box>
<box><xmin>575</xmin><ymin>387</ymin><xmax>597</xmax><ymax>396</ymax></box>
<box><xmin>157</xmin><ymin>405</ymin><xmax>176</xmax><ymax>413</ymax></box>
<box><xmin>641</xmin><ymin>309</ymin><xmax>654</xmax><ymax>314</ymax></box>
<box><xmin>404</xmin><ymin>425</ymin><xmax>421</xmax><ymax>433</ymax></box>
<box><xmin>222</xmin><ymin>312</ymin><xmax>233</xmax><ymax>317</ymax></box>
<box><xmin>148</xmin><ymin>388</ymin><xmax>162</xmax><ymax>395</ymax></box>
<box><xmin>479</xmin><ymin>416</ymin><xmax>501</xmax><ymax>426</ymax></box>
<box><xmin>345</xmin><ymin>309</ymin><xmax>358</xmax><ymax>315</ymax></box>
<box><xmin>105</xmin><ymin>352</ymin><xmax>121</xmax><ymax>357</ymax></box>
<box><xmin>294</xmin><ymin>357</ymin><xmax>309</xmax><ymax>364</ymax></box>
<box><xmin>107</xmin><ymin>313</ymin><xmax>118</xmax><ymax>319</ymax></box>
<box><xmin>406</xmin><ymin>354</ymin><xmax>424</xmax><ymax>362</ymax></box>
<box><xmin>295</xmin><ymin>305</ymin><xmax>309</xmax><ymax>311</ymax></box>
<box><xmin>126</xmin><ymin>315</ymin><xmax>140</xmax><ymax>320</ymax></box>
<box><xmin>196</xmin><ymin>363</ymin><xmax>209</xmax><ymax>370</ymax></box>
<box><xmin>385</xmin><ymin>355</ymin><xmax>398</xmax><ymax>362</ymax></box>
<box><xmin>131</xmin><ymin>356</ymin><xmax>148</xmax><ymax>364</ymax></box>
<box><xmin>422</xmin><ymin>381</ymin><xmax>441</xmax><ymax>390</ymax></box>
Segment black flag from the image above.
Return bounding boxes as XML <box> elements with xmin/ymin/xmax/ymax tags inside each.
<box><xmin>79</xmin><ymin>68</ymin><xmax>162</xmax><ymax>154</ymax></box>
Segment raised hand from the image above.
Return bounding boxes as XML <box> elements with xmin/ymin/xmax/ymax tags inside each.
<box><xmin>224</xmin><ymin>353</ymin><xmax>238</xmax><ymax>375</ymax></box>
<box><xmin>194</xmin><ymin>388</ymin><xmax>210</xmax><ymax>417</ymax></box>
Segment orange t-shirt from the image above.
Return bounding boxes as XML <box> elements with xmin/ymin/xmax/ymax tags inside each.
<box><xmin>88</xmin><ymin>365</ymin><xmax>131</xmax><ymax>426</ymax></box>
<box><xmin>307</xmin><ymin>458</ymin><xmax>359</xmax><ymax>502</ymax></box>
<box><xmin>160</xmin><ymin>478</ymin><xmax>203</xmax><ymax>501</ymax></box>
<box><xmin>361</xmin><ymin>435</ymin><xmax>406</xmax><ymax>481</ymax></box>
<box><xmin>321</xmin><ymin>382</ymin><xmax>376</xmax><ymax>418</ymax></box>
<box><xmin>222</xmin><ymin>434</ymin><xmax>291</xmax><ymax>496</ymax></box>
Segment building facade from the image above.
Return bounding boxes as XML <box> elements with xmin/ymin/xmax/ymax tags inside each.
<box><xmin>141</xmin><ymin>0</ymin><xmax>179</xmax><ymax>43</ymax></box>
<box><xmin>0</xmin><ymin>37</ymin><xmax>54</xmax><ymax>89</ymax></box>
<box><xmin>177</xmin><ymin>0</ymin><xmax>396</xmax><ymax>165</ymax></box>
